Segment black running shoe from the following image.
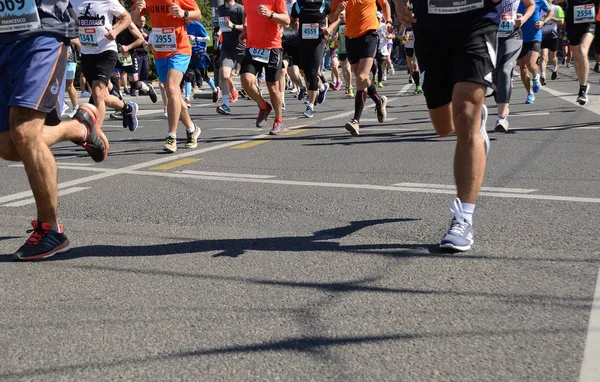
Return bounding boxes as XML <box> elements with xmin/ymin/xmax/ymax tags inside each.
<box><xmin>316</xmin><ymin>83</ymin><xmax>329</xmax><ymax>104</ymax></box>
<box><xmin>148</xmin><ymin>84</ymin><xmax>158</xmax><ymax>103</ymax></box>
<box><xmin>297</xmin><ymin>87</ymin><xmax>306</xmax><ymax>101</ymax></box>
<box><xmin>13</xmin><ymin>221</ymin><xmax>70</xmax><ymax>261</ymax></box>
<box><xmin>595</xmin><ymin>63</ymin><xmax>600</xmax><ymax>73</ymax></box>
<box><xmin>73</xmin><ymin>103</ymin><xmax>109</xmax><ymax>162</ymax></box>
<box><xmin>551</xmin><ymin>71</ymin><xmax>558</xmax><ymax>80</ymax></box>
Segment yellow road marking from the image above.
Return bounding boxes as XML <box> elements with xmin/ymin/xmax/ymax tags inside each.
<box><xmin>230</xmin><ymin>140</ymin><xmax>269</xmax><ymax>149</ymax></box>
<box><xmin>150</xmin><ymin>158</ymin><xmax>202</xmax><ymax>171</ymax></box>
<box><xmin>282</xmin><ymin>129</ymin><xmax>308</xmax><ymax>136</ymax></box>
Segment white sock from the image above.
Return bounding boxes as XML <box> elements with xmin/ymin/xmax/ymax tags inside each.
<box><xmin>185</xmin><ymin>123</ymin><xmax>195</xmax><ymax>133</ymax></box>
<box><xmin>552</xmin><ymin>66</ymin><xmax>557</xmax><ymax>72</ymax></box>
<box><xmin>307</xmin><ymin>103</ymin><xmax>314</xmax><ymax>109</ymax></box>
<box><xmin>541</xmin><ymin>72</ymin><xmax>546</xmax><ymax>77</ymax></box>
<box><xmin>319</xmin><ymin>84</ymin><xmax>325</xmax><ymax>92</ymax></box>
<box><xmin>462</xmin><ymin>203</ymin><xmax>475</xmax><ymax>224</ymax></box>
<box><xmin>534</xmin><ymin>73</ymin><xmax>540</xmax><ymax>80</ymax></box>
<box><xmin>280</xmin><ymin>91</ymin><xmax>285</xmax><ymax>100</ymax></box>
<box><xmin>80</xmin><ymin>124</ymin><xmax>88</xmax><ymax>142</ymax></box>
<box><xmin>168</xmin><ymin>133</ymin><xmax>176</xmax><ymax>138</ymax></box>
<box><xmin>140</xmin><ymin>82</ymin><xmax>149</xmax><ymax>92</ymax></box>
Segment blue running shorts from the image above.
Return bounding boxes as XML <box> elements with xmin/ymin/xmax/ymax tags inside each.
<box><xmin>154</xmin><ymin>54</ymin><xmax>191</xmax><ymax>83</ymax></box>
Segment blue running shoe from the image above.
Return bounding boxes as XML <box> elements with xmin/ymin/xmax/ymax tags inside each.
<box><xmin>124</xmin><ymin>101</ymin><xmax>139</xmax><ymax>131</ymax></box>
<box><xmin>532</xmin><ymin>76</ymin><xmax>541</xmax><ymax>93</ymax></box>
<box><xmin>297</xmin><ymin>87</ymin><xmax>306</xmax><ymax>101</ymax></box>
<box><xmin>525</xmin><ymin>93</ymin><xmax>535</xmax><ymax>104</ymax></box>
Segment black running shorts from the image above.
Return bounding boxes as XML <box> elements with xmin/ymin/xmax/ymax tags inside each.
<box><xmin>567</xmin><ymin>22</ymin><xmax>595</xmax><ymax>46</ymax></box>
<box><xmin>345</xmin><ymin>30</ymin><xmax>378</xmax><ymax>65</ymax></box>
<box><xmin>115</xmin><ymin>52</ymin><xmax>139</xmax><ymax>75</ymax></box>
<box><xmin>518</xmin><ymin>41</ymin><xmax>541</xmax><ymax>59</ymax></box>
<box><xmin>81</xmin><ymin>50</ymin><xmax>118</xmax><ymax>85</ymax></box>
<box><xmin>541</xmin><ymin>38</ymin><xmax>559</xmax><ymax>52</ymax></box>
<box><xmin>414</xmin><ymin>20</ymin><xmax>497</xmax><ymax>110</ymax></box>
<box><xmin>240</xmin><ymin>48</ymin><xmax>283</xmax><ymax>83</ymax></box>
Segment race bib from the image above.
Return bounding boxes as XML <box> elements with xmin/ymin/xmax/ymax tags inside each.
<box><xmin>0</xmin><ymin>0</ymin><xmax>40</xmax><ymax>34</ymax></box>
<box><xmin>79</xmin><ymin>27</ymin><xmax>99</xmax><ymax>47</ymax></box>
<box><xmin>380</xmin><ymin>46</ymin><xmax>388</xmax><ymax>56</ymax></box>
<box><xmin>249</xmin><ymin>47</ymin><xmax>270</xmax><ymax>63</ymax></box>
<box><xmin>118</xmin><ymin>53</ymin><xmax>132</xmax><ymax>66</ymax></box>
<box><xmin>498</xmin><ymin>13</ymin><xmax>514</xmax><ymax>34</ymax></box>
<box><xmin>574</xmin><ymin>4</ymin><xmax>595</xmax><ymax>24</ymax></box>
<box><xmin>302</xmin><ymin>23</ymin><xmax>319</xmax><ymax>39</ymax></box>
<box><xmin>219</xmin><ymin>16</ymin><xmax>231</xmax><ymax>32</ymax></box>
<box><xmin>428</xmin><ymin>0</ymin><xmax>483</xmax><ymax>14</ymax></box>
<box><xmin>152</xmin><ymin>27</ymin><xmax>177</xmax><ymax>52</ymax></box>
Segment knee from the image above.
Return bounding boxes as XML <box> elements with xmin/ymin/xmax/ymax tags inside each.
<box><xmin>453</xmin><ymin>104</ymin><xmax>480</xmax><ymax>138</ymax></box>
<box><xmin>184</xmin><ymin>71</ymin><xmax>195</xmax><ymax>83</ymax></box>
<box><xmin>0</xmin><ymin>133</ymin><xmax>19</xmax><ymax>161</ymax></box>
<box><xmin>92</xmin><ymin>86</ymin><xmax>106</xmax><ymax>104</ymax></box>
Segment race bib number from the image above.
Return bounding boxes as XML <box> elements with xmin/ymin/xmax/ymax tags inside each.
<box><xmin>152</xmin><ymin>27</ymin><xmax>177</xmax><ymax>52</ymax></box>
<box><xmin>302</xmin><ymin>23</ymin><xmax>319</xmax><ymax>39</ymax></box>
<box><xmin>118</xmin><ymin>53</ymin><xmax>132</xmax><ymax>66</ymax></box>
<box><xmin>498</xmin><ymin>14</ymin><xmax>514</xmax><ymax>34</ymax></box>
<box><xmin>0</xmin><ymin>0</ymin><xmax>40</xmax><ymax>33</ymax></box>
<box><xmin>249</xmin><ymin>47</ymin><xmax>270</xmax><ymax>63</ymax></box>
<box><xmin>219</xmin><ymin>16</ymin><xmax>231</xmax><ymax>32</ymax></box>
<box><xmin>79</xmin><ymin>27</ymin><xmax>99</xmax><ymax>47</ymax></box>
<box><xmin>574</xmin><ymin>4</ymin><xmax>595</xmax><ymax>24</ymax></box>
<box><xmin>428</xmin><ymin>0</ymin><xmax>483</xmax><ymax>14</ymax></box>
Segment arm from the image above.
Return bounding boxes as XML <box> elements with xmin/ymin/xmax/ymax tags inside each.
<box><xmin>377</xmin><ymin>0</ymin><xmax>392</xmax><ymax>22</ymax></box>
<box><xmin>257</xmin><ymin>5</ymin><xmax>290</xmax><ymax>25</ymax></box>
<box><xmin>329</xmin><ymin>1</ymin><xmax>346</xmax><ymax>23</ymax></box>
<box><xmin>131</xmin><ymin>0</ymin><xmax>144</xmax><ymax>24</ymax></box>
<box><xmin>516</xmin><ymin>0</ymin><xmax>536</xmax><ymax>27</ymax></box>
<box><xmin>121</xmin><ymin>24</ymin><xmax>145</xmax><ymax>53</ymax></box>
<box><xmin>107</xmin><ymin>11</ymin><xmax>132</xmax><ymax>40</ymax></box>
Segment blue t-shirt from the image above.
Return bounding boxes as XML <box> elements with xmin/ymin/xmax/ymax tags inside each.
<box><xmin>518</xmin><ymin>0</ymin><xmax>551</xmax><ymax>42</ymax></box>
<box><xmin>186</xmin><ymin>21</ymin><xmax>208</xmax><ymax>53</ymax></box>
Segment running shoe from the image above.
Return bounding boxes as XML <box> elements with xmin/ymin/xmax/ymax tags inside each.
<box><xmin>185</xmin><ymin>125</ymin><xmax>201</xmax><ymax>149</ymax></box>
<box><xmin>408</xmin><ymin>76</ymin><xmax>413</xmax><ymax>84</ymax></box>
<box><xmin>303</xmin><ymin>105</ymin><xmax>314</xmax><ymax>118</ymax></box>
<box><xmin>562</xmin><ymin>57</ymin><xmax>566</xmax><ymax>65</ymax></box>
<box><xmin>377</xmin><ymin>82</ymin><xmax>383</xmax><ymax>88</ymax></box>
<box><xmin>414</xmin><ymin>85</ymin><xmax>423</xmax><ymax>94</ymax></box>
<box><xmin>282</xmin><ymin>100</ymin><xmax>286</xmax><ymax>111</ymax></box>
<box><xmin>13</xmin><ymin>221</ymin><xmax>70</xmax><ymax>261</ymax></box>
<box><xmin>532</xmin><ymin>76</ymin><xmax>541</xmax><ymax>93</ymax></box>
<box><xmin>540</xmin><ymin>74</ymin><xmax>547</xmax><ymax>86</ymax></box>
<box><xmin>67</xmin><ymin>105</ymin><xmax>79</xmax><ymax>119</ymax></box>
<box><xmin>347</xmin><ymin>86</ymin><xmax>354</xmax><ymax>97</ymax></box>
<box><xmin>595</xmin><ymin>62</ymin><xmax>600</xmax><ymax>73</ymax></box>
<box><xmin>163</xmin><ymin>136</ymin><xmax>177</xmax><ymax>153</ymax></box>
<box><xmin>335</xmin><ymin>80</ymin><xmax>342</xmax><ymax>90</ymax></box>
<box><xmin>567</xmin><ymin>62</ymin><xmax>572</xmax><ymax>68</ymax></box>
<box><xmin>525</xmin><ymin>93</ymin><xmax>535</xmax><ymax>104</ymax></box>
<box><xmin>495</xmin><ymin>116</ymin><xmax>509</xmax><ymax>133</ymax></box>
<box><xmin>382</xmin><ymin>74</ymin><xmax>387</xmax><ymax>82</ymax></box>
<box><xmin>256</xmin><ymin>102</ymin><xmax>272</xmax><ymax>128</ymax></box>
<box><xmin>345</xmin><ymin>119</ymin><xmax>360</xmax><ymax>136</ymax></box>
<box><xmin>147</xmin><ymin>83</ymin><xmax>158</xmax><ymax>103</ymax></box>
<box><xmin>317</xmin><ymin>83</ymin><xmax>329</xmax><ymax>104</ymax></box>
<box><xmin>269</xmin><ymin>120</ymin><xmax>286</xmax><ymax>135</ymax></box>
<box><xmin>62</xmin><ymin>104</ymin><xmax>69</xmax><ymax>117</ymax></box>
<box><xmin>297</xmin><ymin>87</ymin><xmax>306</xmax><ymax>101</ymax></box>
<box><xmin>551</xmin><ymin>70</ymin><xmax>558</xmax><ymax>80</ymax></box>
<box><xmin>376</xmin><ymin>96</ymin><xmax>387</xmax><ymax>123</ymax></box>
<box><xmin>213</xmin><ymin>87</ymin><xmax>221</xmax><ymax>103</ymax></box>
<box><xmin>123</xmin><ymin>101</ymin><xmax>139</xmax><ymax>132</ymax></box>
<box><xmin>163</xmin><ymin>107</ymin><xmax>168</xmax><ymax>119</ymax></box>
<box><xmin>73</xmin><ymin>103</ymin><xmax>109</xmax><ymax>163</ymax></box>
<box><xmin>577</xmin><ymin>84</ymin><xmax>590</xmax><ymax>105</ymax></box>
<box><xmin>480</xmin><ymin>104</ymin><xmax>490</xmax><ymax>155</ymax></box>
<box><xmin>239</xmin><ymin>89</ymin><xmax>250</xmax><ymax>99</ymax></box>
<box><xmin>130</xmin><ymin>88</ymin><xmax>138</xmax><ymax>97</ymax></box>
<box><xmin>185</xmin><ymin>98</ymin><xmax>192</xmax><ymax>108</ymax></box>
<box><xmin>217</xmin><ymin>104</ymin><xmax>232</xmax><ymax>115</ymax></box>
<box><xmin>110</xmin><ymin>110</ymin><xmax>123</xmax><ymax>120</ymax></box>
<box><xmin>230</xmin><ymin>89</ymin><xmax>239</xmax><ymax>103</ymax></box>
<box><xmin>439</xmin><ymin>198</ymin><xmax>474</xmax><ymax>252</ymax></box>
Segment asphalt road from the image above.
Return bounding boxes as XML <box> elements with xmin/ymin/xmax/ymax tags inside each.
<box><xmin>0</xmin><ymin>65</ymin><xmax>599</xmax><ymax>381</ymax></box>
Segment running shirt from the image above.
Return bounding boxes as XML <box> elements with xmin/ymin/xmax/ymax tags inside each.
<box><xmin>566</xmin><ymin>0</ymin><xmax>597</xmax><ymax>25</ymax></box>
<box><xmin>68</xmin><ymin>46</ymin><xmax>77</xmax><ymax>63</ymax></box>
<box><xmin>186</xmin><ymin>21</ymin><xmax>209</xmax><ymax>52</ymax></box>
<box><xmin>133</xmin><ymin>0</ymin><xmax>199</xmax><ymax>59</ymax></box>
<box><xmin>290</xmin><ymin>0</ymin><xmax>331</xmax><ymax>41</ymax></box>
<box><xmin>71</xmin><ymin>0</ymin><xmax>126</xmax><ymax>55</ymax></box>
<box><xmin>117</xmin><ymin>24</ymin><xmax>142</xmax><ymax>50</ymax></box>
<box><xmin>330</xmin><ymin>0</ymin><xmax>388</xmax><ymax>38</ymax></box>
<box><xmin>377</xmin><ymin>22</ymin><xmax>388</xmax><ymax>52</ymax></box>
<box><xmin>244</xmin><ymin>0</ymin><xmax>287</xmax><ymax>50</ymax></box>
<box><xmin>0</xmin><ymin>0</ymin><xmax>77</xmax><ymax>44</ymax></box>
<box><xmin>402</xmin><ymin>27</ymin><xmax>415</xmax><ymax>49</ymax></box>
<box><xmin>217</xmin><ymin>3</ymin><xmax>245</xmax><ymax>54</ymax></box>
<box><xmin>497</xmin><ymin>0</ymin><xmax>521</xmax><ymax>38</ymax></box>
<box><xmin>412</xmin><ymin>0</ymin><xmax>499</xmax><ymax>31</ymax></box>
<box><xmin>337</xmin><ymin>22</ymin><xmax>347</xmax><ymax>54</ymax></box>
<box><xmin>542</xmin><ymin>5</ymin><xmax>565</xmax><ymax>40</ymax></box>
<box><xmin>518</xmin><ymin>0</ymin><xmax>550</xmax><ymax>42</ymax></box>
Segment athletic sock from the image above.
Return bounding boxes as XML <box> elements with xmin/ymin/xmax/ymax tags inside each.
<box><xmin>207</xmin><ymin>79</ymin><xmax>217</xmax><ymax>92</ymax></box>
<box><xmin>412</xmin><ymin>71</ymin><xmax>421</xmax><ymax>86</ymax></box>
<box><xmin>367</xmin><ymin>84</ymin><xmax>382</xmax><ymax>107</ymax></box>
<box><xmin>139</xmin><ymin>81</ymin><xmax>150</xmax><ymax>92</ymax></box>
<box><xmin>223</xmin><ymin>94</ymin><xmax>230</xmax><ymax>107</ymax></box>
<box><xmin>353</xmin><ymin>90</ymin><xmax>367</xmax><ymax>121</ymax></box>
<box><xmin>168</xmin><ymin>133</ymin><xmax>176</xmax><ymax>138</ymax></box>
<box><xmin>462</xmin><ymin>203</ymin><xmax>475</xmax><ymax>224</ymax></box>
<box><xmin>184</xmin><ymin>82</ymin><xmax>192</xmax><ymax>100</ymax></box>
<box><xmin>186</xmin><ymin>124</ymin><xmax>195</xmax><ymax>133</ymax></box>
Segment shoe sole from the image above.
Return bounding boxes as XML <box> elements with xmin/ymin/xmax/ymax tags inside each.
<box><xmin>13</xmin><ymin>240</ymin><xmax>71</xmax><ymax>261</ymax></box>
<box><xmin>345</xmin><ymin>122</ymin><xmax>359</xmax><ymax>136</ymax></box>
<box><xmin>185</xmin><ymin>127</ymin><xmax>201</xmax><ymax>149</ymax></box>
<box><xmin>439</xmin><ymin>242</ymin><xmax>472</xmax><ymax>252</ymax></box>
<box><xmin>217</xmin><ymin>108</ymin><xmax>232</xmax><ymax>116</ymax></box>
<box><xmin>163</xmin><ymin>146</ymin><xmax>177</xmax><ymax>153</ymax></box>
<box><xmin>269</xmin><ymin>128</ymin><xmax>287</xmax><ymax>135</ymax></box>
<box><xmin>377</xmin><ymin>96</ymin><xmax>388</xmax><ymax>123</ymax></box>
<box><xmin>303</xmin><ymin>114</ymin><xmax>313</xmax><ymax>118</ymax></box>
<box><xmin>148</xmin><ymin>85</ymin><xmax>158</xmax><ymax>103</ymax></box>
<box><xmin>76</xmin><ymin>104</ymin><xmax>109</xmax><ymax>162</ymax></box>
<box><xmin>494</xmin><ymin>125</ymin><xmax>508</xmax><ymax>133</ymax></box>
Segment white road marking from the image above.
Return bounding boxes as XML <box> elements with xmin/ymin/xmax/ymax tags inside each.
<box><xmin>2</xmin><ymin>187</ymin><xmax>90</xmax><ymax>207</ymax></box>
<box><xmin>394</xmin><ymin>182</ymin><xmax>538</xmax><ymax>194</ymax></box>
<box><xmin>396</xmin><ymin>84</ymin><xmax>413</xmax><ymax>95</ymax></box>
<box><xmin>360</xmin><ymin>118</ymin><xmax>398</xmax><ymax>122</ymax></box>
<box><xmin>322</xmin><ymin>97</ymin><xmax>398</xmax><ymax>121</ymax></box>
<box><xmin>579</xmin><ymin>269</ymin><xmax>600</xmax><ymax>382</ymax></box>
<box><xmin>542</xmin><ymin>85</ymin><xmax>600</xmax><ymax>114</ymax></box>
<box><xmin>179</xmin><ymin>170</ymin><xmax>276</xmax><ymax>179</ymax></box>
<box><xmin>488</xmin><ymin>112</ymin><xmax>550</xmax><ymax>117</ymax></box>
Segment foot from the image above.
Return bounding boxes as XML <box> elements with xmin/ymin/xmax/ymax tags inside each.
<box><xmin>377</xmin><ymin>82</ymin><xmax>383</xmax><ymax>88</ymax></box>
<box><xmin>213</xmin><ymin>87</ymin><xmax>221</xmax><ymax>103</ymax></box>
<box><xmin>551</xmin><ymin>70</ymin><xmax>558</xmax><ymax>80</ymax></box>
<box><xmin>525</xmin><ymin>93</ymin><xmax>535</xmax><ymax>104</ymax></box>
<box><xmin>540</xmin><ymin>75</ymin><xmax>547</xmax><ymax>86</ymax></box>
<box><xmin>269</xmin><ymin>120</ymin><xmax>286</xmax><ymax>135</ymax></box>
<box><xmin>123</xmin><ymin>101</ymin><xmax>139</xmax><ymax>132</ymax></box>
<box><xmin>303</xmin><ymin>105</ymin><xmax>314</xmax><ymax>118</ymax></box>
<box><xmin>185</xmin><ymin>98</ymin><xmax>192</xmax><ymax>108</ymax></box>
<box><xmin>532</xmin><ymin>76</ymin><xmax>541</xmax><ymax>93</ymax></box>
<box><xmin>495</xmin><ymin>115</ymin><xmax>509</xmax><ymax>133</ymax></box>
<box><xmin>439</xmin><ymin>199</ymin><xmax>474</xmax><ymax>252</ymax></box>
<box><xmin>577</xmin><ymin>84</ymin><xmax>590</xmax><ymax>105</ymax></box>
<box><xmin>297</xmin><ymin>87</ymin><xmax>306</xmax><ymax>101</ymax></box>
<box><xmin>110</xmin><ymin>110</ymin><xmax>123</xmax><ymax>120</ymax></box>
<box><xmin>414</xmin><ymin>85</ymin><xmax>423</xmax><ymax>94</ymax></box>
<box><xmin>230</xmin><ymin>89</ymin><xmax>239</xmax><ymax>103</ymax></box>
<box><xmin>163</xmin><ymin>136</ymin><xmax>177</xmax><ymax>153</ymax></box>
<box><xmin>480</xmin><ymin>104</ymin><xmax>490</xmax><ymax>155</ymax></box>
<box><xmin>13</xmin><ymin>221</ymin><xmax>70</xmax><ymax>261</ymax></box>
<box><xmin>347</xmin><ymin>86</ymin><xmax>355</xmax><ymax>98</ymax></box>
<box><xmin>408</xmin><ymin>76</ymin><xmax>413</xmax><ymax>84</ymax></box>
<box><xmin>345</xmin><ymin>119</ymin><xmax>360</xmax><ymax>136</ymax></box>
<box><xmin>73</xmin><ymin>103</ymin><xmax>109</xmax><ymax>162</ymax></box>
<box><xmin>147</xmin><ymin>83</ymin><xmax>158</xmax><ymax>103</ymax></box>
<box><xmin>185</xmin><ymin>125</ymin><xmax>201</xmax><ymax>149</ymax></box>
<box><xmin>217</xmin><ymin>104</ymin><xmax>232</xmax><ymax>115</ymax></box>
<box><xmin>317</xmin><ymin>83</ymin><xmax>329</xmax><ymax>104</ymax></box>
<box><xmin>256</xmin><ymin>102</ymin><xmax>272</xmax><ymax>128</ymax></box>
<box><xmin>595</xmin><ymin>62</ymin><xmax>600</xmax><ymax>73</ymax></box>
<box><xmin>376</xmin><ymin>95</ymin><xmax>387</xmax><ymax>123</ymax></box>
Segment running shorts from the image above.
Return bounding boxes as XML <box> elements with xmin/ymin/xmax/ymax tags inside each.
<box><xmin>566</xmin><ymin>22</ymin><xmax>595</xmax><ymax>46</ymax></box>
<box><xmin>240</xmin><ymin>48</ymin><xmax>283</xmax><ymax>83</ymax></box>
<box><xmin>414</xmin><ymin>20</ymin><xmax>497</xmax><ymax>110</ymax></box>
<box><xmin>220</xmin><ymin>49</ymin><xmax>245</xmax><ymax>69</ymax></box>
<box><xmin>115</xmin><ymin>52</ymin><xmax>139</xmax><ymax>75</ymax></box>
<box><xmin>66</xmin><ymin>62</ymin><xmax>77</xmax><ymax>80</ymax></box>
<box><xmin>81</xmin><ymin>50</ymin><xmax>118</xmax><ymax>85</ymax></box>
<box><xmin>154</xmin><ymin>54</ymin><xmax>191</xmax><ymax>83</ymax></box>
<box><xmin>541</xmin><ymin>38</ymin><xmax>559</xmax><ymax>52</ymax></box>
<box><xmin>518</xmin><ymin>41</ymin><xmax>541</xmax><ymax>60</ymax></box>
<box><xmin>404</xmin><ymin>47</ymin><xmax>415</xmax><ymax>57</ymax></box>
<box><xmin>346</xmin><ymin>30</ymin><xmax>378</xmax><ymax>65</ymax></box>
<box><xmin>0</xmin><ymin>35</ymin><xmax>68</xmax><ymax>132</ymax></box>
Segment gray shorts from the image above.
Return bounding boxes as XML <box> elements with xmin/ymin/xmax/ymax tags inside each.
<box><xmin>220</xmin><ymin>49</ymin><xmax>245</xmax><ymax>68</ymax></box>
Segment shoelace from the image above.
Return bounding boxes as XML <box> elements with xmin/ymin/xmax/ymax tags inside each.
<box><xmin>25</xmin><ymin>227</ymin><xmax>48</xmax><ymax>245</ymax></box>
<box><xmin>448</xmin><ymin>198</ymin><xmax>470</xmax><ymax>236</ymax></box>
<box><xmin>166</xmin><ymin>137</ymin><xmax>176</xmax><ymax>145</ymax></box>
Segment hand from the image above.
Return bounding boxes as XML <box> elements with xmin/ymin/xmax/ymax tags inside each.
<box><xmin>257</xmin><ymin>5</ymin><xmax>271</xmax><ymax>18</ymax></box>
<box><xmin>137</xmin><ymin>0</ymin><xmax>146</xmax><ymax>12</ymax></box>
<box><xmin>321</xmin><ymin>26</ymin><xmax>330</xmax><ymax>38</ymax></box>
<box><xmin>535</xmin><ymin>21</ymin><xmax>544</xmax><ymax>29</ymax></box>
<box><xmin>119</xmin><ymin>45</ymin><xmax>130</xmax><ymax>54</ymax></box>
<box><xmin>105</xmin><ymin>27</ymin><xmax>117</xmax><ymax>40</ymax></box>
<box><xmin>170</xmin><ymin>3</ymin><xmax>184</xmax><ymax>18</ymax></box>
<box><xmin>225</xmin><ymin>17</ymin><xmax>234</xmax><ymax>29</ymax></box>
<box><xmin>337</xmin><ymin>1</ymin><xmax>347</xmax><ymax>12</ymax></box>
<box><xmin>515</xmin><ymin>13</ymin><xmax>523</xmax><ymax>28</ymax></box>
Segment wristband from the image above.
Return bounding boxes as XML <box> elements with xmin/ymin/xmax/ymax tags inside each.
<box><xmin>270</xmin><ymin>11</ymin><xmax>274</xmax><ymax>19</ymax></box>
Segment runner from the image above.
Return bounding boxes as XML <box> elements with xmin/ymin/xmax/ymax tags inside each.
<box><xmin>281</xmin><ymin>6</ymin><xmax>307</xmax><ymax>106</ymax></box>
<box><xmin>72</xmin><ymin>0</ymin><xmax>139</xmax><ymax>131</ymax></box>
<box><xmin>334</xmin><ymin>12</ymin><xmax>354</xmax><ymax>97</ymax></box>
<box><xmin>240</xmin><ymin>0</ymin><xmax>290</xmax><ymax>135</ymax></box>
<box><xmin>516</xmin><ymin>0</ymin><xmax>552</xmax><ymax>105</ymax></box>
<box><xmin>0</xmin><ymin>1</ymin><xmax>108</xmax><ymax>260</ymax></box>
<box><xmin>185</xmin><ymin>20</ymin><xmax>220</xmax><ymax>108</ymax></box>
<box><xmin>134</xmin><ymin>15</ymin><xmax>151</xmax><ymax>89</ymax></box>
<box><xmin>401</xmin><ymin>23</ymin><xmax>422</xmax><ymax>94</ymax></box>
<box><xmin>65</xmin><ymin>43</ymin><xmax>80</xmax><ymax>117</ymax></box>
<box><xmin>374</xmin><ymin>12</ymin><xmax>390</xmax><ymax>88</ymax></box>
<box><xmin>330</xmin><ymin>0</ymin><xmax>391</xmax><ymax>136</ymax></box>
<box><xmin>216</xmin><ymin>0</ymin><xmax>246</xmax><ymax>115</ymax></box>
<box><xmin>395</xmin><ymin>0</ymin><xmax>496</xmax><ymax>252</ymax></box>
<box><xmin>132</xmin><ymin>0</ymin><xmax>202</xmax><ymax>152</ymax></box>
<box><xmin>495</xmin><ymin>0</ymin><xmax>535</xmax><ymax>132</ymax></box>
<box><xmin>556</xmin><ymin>0</ymin><xmax>597</xmax><ymax>105</ymax></box>
<box><xmin>290</xmin><ymin>0</ymin><xmax>334</xmax><ymax>118</ymax></box>
<box><xmin>540</xmin><ymin>0</ymin><xmax>565</xmax><ymax>84</ymax></box>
